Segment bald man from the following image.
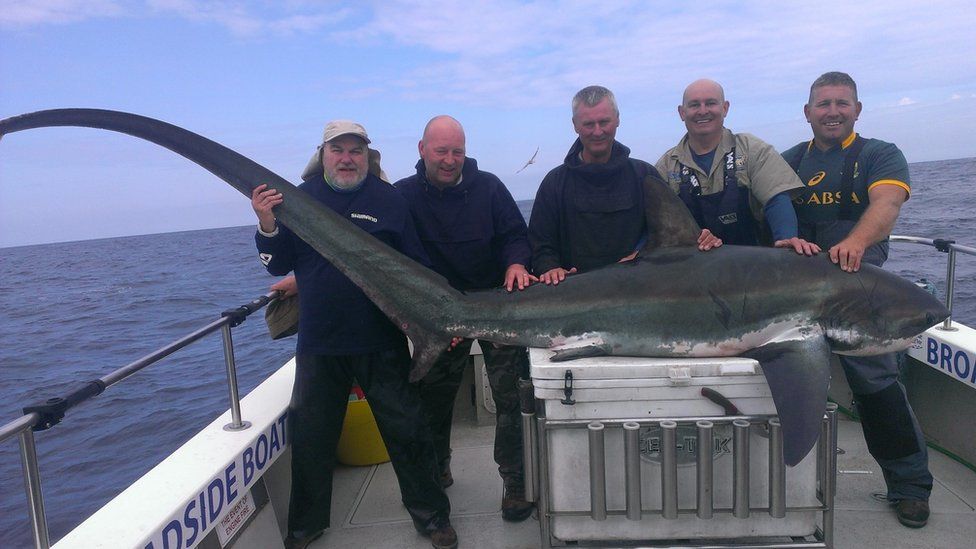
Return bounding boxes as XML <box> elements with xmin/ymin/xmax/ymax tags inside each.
<box><xmin>394</xmin><ymin>115</ymin><xmax>535</xmax><ymax>523</ymax></box>
<box><xmin>656</xmin><ymin>79</ymin><xmax>819</xmax><ymax>254</ymax></box>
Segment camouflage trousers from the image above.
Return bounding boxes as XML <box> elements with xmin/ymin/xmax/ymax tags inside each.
<box><xmin>417</xmin><ymin>340</ymin><xmax>529</xmax><ymax>481</ymax></box>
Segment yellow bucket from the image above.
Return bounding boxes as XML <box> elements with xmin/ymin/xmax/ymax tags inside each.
<box><xmin>336</xmin><ymin>399</ymin><xmax>390</xmax><ymax>466</ymax></box>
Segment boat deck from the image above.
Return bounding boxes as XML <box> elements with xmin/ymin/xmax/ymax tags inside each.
<box><xmin>307</xmin><ymin>411</ymin><xmax>976</xmax><ymax>548</ymax></box>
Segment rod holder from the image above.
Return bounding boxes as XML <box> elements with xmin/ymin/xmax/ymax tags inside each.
<box><xmin>696</xmin><ymin>420</ymin><xmax>713</xmax><ymax>519</ymax></box>
<box><xmin>768</xmin><ymin>418</ymin><xmax>786</xmax><ymax>518</ymax></box>
<box><xmin>733</xmin><ymin>419</ymin><xmax>750</xmax><ymax>518</ymax></box>
<box><xmin>522</xmin><ymin>411</ymin><xmax>537</xmax><ymax>502</ymax></box>
<box><xmin>588</xmin><ymin>421</ymin><xmax>607</xmax><ymax>520</ymax></box>
<box><xmin>660</xmin><ymin>420</ymin><xmax>678</xmax><ymax>519</ymax></box>
<box><xmin>623</xmin><ymin>421</ymin><xmax>642</xmax><ymax>520</ymax></box>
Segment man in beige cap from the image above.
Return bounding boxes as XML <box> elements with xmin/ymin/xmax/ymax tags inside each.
<box><xmin>252</xmin><ymin>120</ymin><xmax>458</xmax><ymax>549</ymax></box>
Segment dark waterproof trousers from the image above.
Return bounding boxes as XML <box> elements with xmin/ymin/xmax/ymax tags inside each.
<box><xmin>417</xmin><ymin>340</ymin><xmax>529</xmax><ymax>481</ymax></box>
<box><xmin>840</xmin><ymin>353</ymin><xmax>933</xmax><ymax>501</ymax></box>
<box><xmin>287</xmin><ymin>347</ymin><xmax>450</xmax><ymax>538</ymax></box>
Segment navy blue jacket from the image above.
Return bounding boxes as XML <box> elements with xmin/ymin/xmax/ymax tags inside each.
<box><xmin>255</xmin><ymin>174</ymin><xmax>430</xmax><ymax>355</ymax></box>
<box><xmin>394</xmin><ymin>157</ymin><xmax>530</xmax><ymax>291</ymax></box>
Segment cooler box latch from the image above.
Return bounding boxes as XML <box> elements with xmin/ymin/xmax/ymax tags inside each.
<box><xmin>668</xmin><ymin>366</ymin><xmax>692</xmax><ymax>386</ymax></box>
<box><xmin>561</xmin><ymin>370</ymin><xmax>575</xmax><ymax>405</ymax></box>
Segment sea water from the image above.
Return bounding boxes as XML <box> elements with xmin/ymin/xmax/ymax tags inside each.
<box><xmin>0</xmin><ymin>157</ymin><xmax>973</xmax><ymax>547</ymax></box>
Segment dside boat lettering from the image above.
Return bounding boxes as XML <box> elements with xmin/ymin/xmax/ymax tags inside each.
<box><xmin>141</xmin><ymin>411</ymin><xmax>288</xmax><ymax>549</ymax></box>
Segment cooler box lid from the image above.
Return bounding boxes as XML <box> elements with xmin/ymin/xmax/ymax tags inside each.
<box><xmin>529</xmin><ymin>348</ymin><xmax>760</xmax><ymax>388</ymax></box>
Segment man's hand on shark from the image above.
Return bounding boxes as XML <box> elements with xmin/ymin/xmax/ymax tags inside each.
<box><xmin>618</xmin><ymin>250</ymin><xmax>639</xmax><ymax>263</ymax></box>
<box><xmin>539</xmin><ymin>267</ymin><xmax>576</xmax><ymax>285</ymax></box>
<box><xmin>775</xmin><ymin>237</ymin><xmax>822</xmax><ymax>256</ymax></box>
<box><xmin>830</xmin><ymin>238</ymin><xmax>868</xmax><ymax>272</ymax></box>
<box><xmin>697</xmin><ymin>229</ymin><xmax>722</xmax><ymax>251</ymax></box>
<box><xmin>504</xmin><ymin>263</ymin><xmax>538</xmax><ymax>292</ymax></box>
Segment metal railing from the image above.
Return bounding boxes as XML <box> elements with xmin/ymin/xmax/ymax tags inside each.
<box><xmin>0</xmin><ymin>290</ymin><xmax>282</xmax><ymax>549</ymax></box>
<box><xmin>890</xmin><ymin>235</ymin><xmax>976</xmax><ymax>331</ymax></box>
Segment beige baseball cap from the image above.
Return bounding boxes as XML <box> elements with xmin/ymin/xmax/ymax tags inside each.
<box><xmin>301</xmin><ymin>119</ymin><xmax>388</xmax><ymax>182</ymax></box>
<box><xmin>322</xmin><ymin>120</ymin><xmax>370</xmax><ymax>144</ymax></box>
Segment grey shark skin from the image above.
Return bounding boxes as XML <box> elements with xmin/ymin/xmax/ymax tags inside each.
<box><xmin>0</xmin><ymin>109</ymin><xmax>948</xmax><ymax>465</ymax></box>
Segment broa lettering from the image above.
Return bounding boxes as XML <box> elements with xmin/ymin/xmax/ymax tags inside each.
<box><xmin>926</xmin><ymin>337</ymin><xmax>976</xmax><ymax>383</ymax></box>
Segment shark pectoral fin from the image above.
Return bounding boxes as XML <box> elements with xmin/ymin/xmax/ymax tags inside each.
<box><xmin>407</xmin><ymin>335</ymin><xmax>455</xmax><ymax>383</ymax></box>
<box><xmin>549</xmin><ymin>340</ymin><xmax>611</xmax><ymax>362</ymax></box>
<box><xmin>742</xmin><ymin>335</ymin><xmax>831</xmax><ymax>467</ymax></box>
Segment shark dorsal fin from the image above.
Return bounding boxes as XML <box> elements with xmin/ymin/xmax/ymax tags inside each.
<box><xmin>641</xmin><ymin>173</ymin><xmax>702</xmax><ymax>250</ymax></box>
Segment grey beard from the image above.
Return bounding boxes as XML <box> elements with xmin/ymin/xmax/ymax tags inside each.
<box><xmin>324</xmin><ymin>172</ymin><xmax>367</xmax><ymax>192</ymax></box>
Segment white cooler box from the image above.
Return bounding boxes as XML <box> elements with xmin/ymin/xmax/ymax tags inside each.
<box><xmin>530</xmin><ymin>348</ymin><xmax>822</xmax><ymax>542</ymax></box>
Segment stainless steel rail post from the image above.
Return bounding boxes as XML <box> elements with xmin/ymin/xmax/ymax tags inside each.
<box><xmin>823</xmin><ymin>403</ymin><xmax>839</xmax><ymax>547</ymax></box>
<box><xmin>768</xmin><ymin>418</ymin><xmax>786</xmax><ymax>518</ymax></box>
<box><xmin>733</xmin><ymin>419</ymin><xmax>751</xmax><ymax>518</ymax></box>
<box><xmin>2</xmin><ymin>415</ymin><xmax>49</xmax><ymax>549</ymax></box>
<box><xmin>523</xmin><ymin>411</ymin><xmax>537</xmax><ymax>503</ymax></box>
<box><xmin>696</xmin><ymin>420</ymin><xmax>714</xmax><ymax>519</ymax></box>
<box><xmin>588</xmin><ymin>421</ymin><xmax>607</xmax><ymax>521</ymax></box>
<box><xmin>942</xmin><ymin>247</ymin><xmax>958</xmax><ymax>331</ymax></box>
<box><xmin>623</xmin><ymin>421</ymin><xmax>642</xmax><ymax>520</ymax></box>
<box><xmin>221</xmin><ymin>324</ymin><xmax>251</xmax><ymax>431</ymax></box>
<box><xmin>21</xmin><ymin>435</ymin><xmax>49</xmax><ymax>549</ymax></box>
<box><xmin>661</xmin><ymin>420</ymin><xmax>678</xmax><ymax>519</ymax></box>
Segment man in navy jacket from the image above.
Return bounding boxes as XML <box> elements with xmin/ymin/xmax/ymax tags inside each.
<box><xmin>394</xmin><ymin>115</ymin><xmax>535</xmax><ymax>522</ymax></box>
<box><xmin>251</xmin><ymin>120</ymin><xmax>457</xmax><ymax>549</ymax></box>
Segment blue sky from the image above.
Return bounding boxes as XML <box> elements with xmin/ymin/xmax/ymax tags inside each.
<box><xmin>1</xmin><ymin>0</ymin><xmax>974</xmax><ymax>247</ymax></box>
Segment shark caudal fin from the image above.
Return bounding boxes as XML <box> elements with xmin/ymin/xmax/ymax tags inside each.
<box><xmin>407</xmin><ymin>334</ymin><xmax>457</xmax><ymax>382</ymax></box>
<box><xmin>640</xmin><ymin>173</ymin><xmax>703</xmax><ymax>251</ymax></box>
<box><xmin>742</xmin><ymin>333</ymin><xmax>832</xmax><ymax>466</ymax></box>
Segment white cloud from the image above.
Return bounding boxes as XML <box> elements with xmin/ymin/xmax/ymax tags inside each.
<box><xmin>0</xmin><ymin>0</ymin><xmax>124</xmax><ymax>26</ymax></box>
<box><xmin>951</xmin><ymin>93</ymin><xmax>963</xmax><ymax>100</ymax></box>
<box><xmin>146</xmin><ymin>0</ymin><xmax>351</xmax><ymax>36</ymax></box>
<box><xmin>897</xmin><ymin>97</ymin><xmax>917</xmax><ymax>106</ymax></box>
<box><xmin>341</xmin><ymin>0</ymin><xmax>976</xmax><ymax>110</ymax></box>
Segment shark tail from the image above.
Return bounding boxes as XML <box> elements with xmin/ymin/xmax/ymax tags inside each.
<box><xmin>407</xmin><ymin>334</ymin><xmax>456</xmax><ymax>382</ymax></box>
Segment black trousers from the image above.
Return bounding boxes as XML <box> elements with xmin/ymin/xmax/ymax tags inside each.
<box><xmin>417</xmin><ymin>340</ymin><xmax>529</xmax><ymax>481</ymax></box>
<box><xmin>287</xmin><ymin>346</ymin><xmax>450</xmax><ymax>537</ymax></box>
